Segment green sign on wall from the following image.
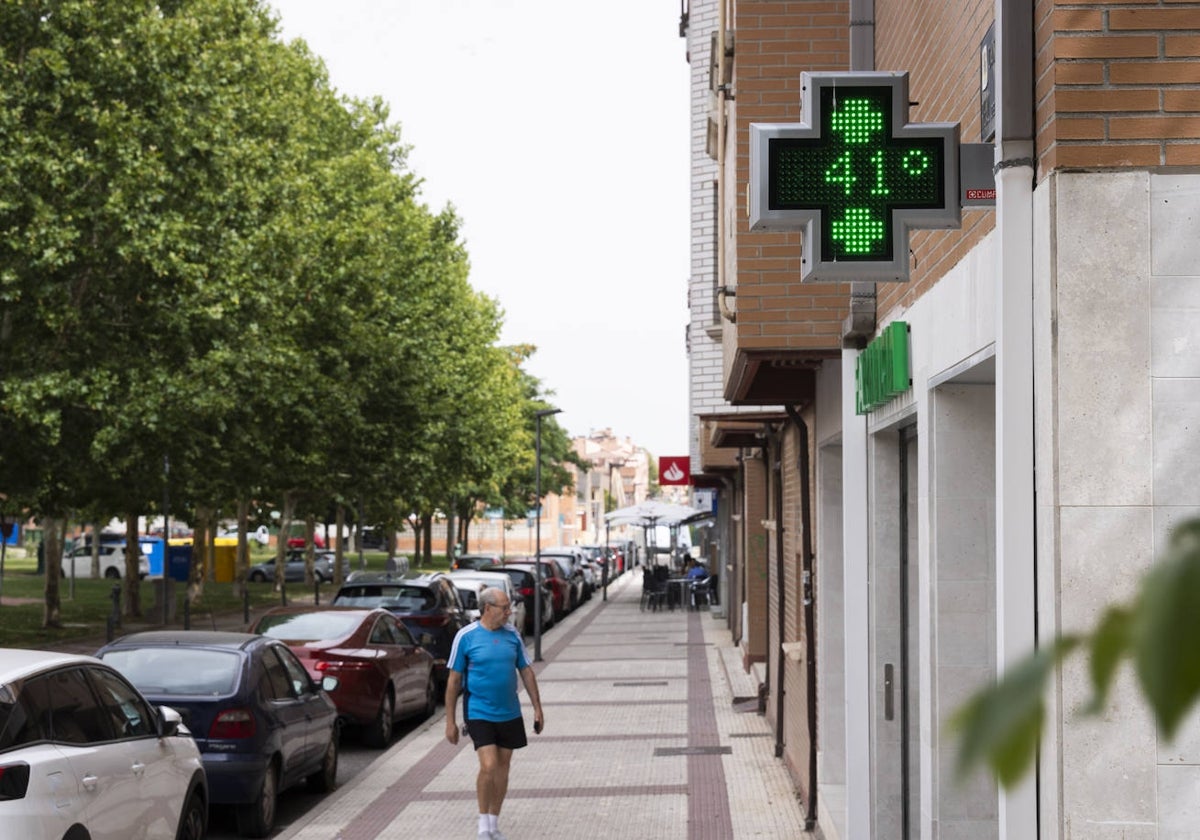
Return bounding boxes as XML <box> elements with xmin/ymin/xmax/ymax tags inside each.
<box><xmin>856</xmin><ymin>321</ymin><xmax>910</xmax><ymax>414</ymax></box>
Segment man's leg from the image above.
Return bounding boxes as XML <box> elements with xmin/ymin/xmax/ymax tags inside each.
<box><xmin>475</xmin><ymin>745</ymin><xmax>514</xmax><ymax>815</ymax></box>
<box><xmin>476</xmin><ymin>745</ymin><xmax>499</xmax><ymax>815</ymax></box>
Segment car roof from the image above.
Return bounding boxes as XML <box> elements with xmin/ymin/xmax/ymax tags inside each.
<box><xmin>101</xmin><ymin>630</ymin><xmax>265</xmax><ymax>651</ymax></box>
<box><xmin>0</xmin><ymin>648</ymin><xmax>97</xmax><ymax>681</ymax></box>
<box><xmin>448</xmin><ymin>570</ymin><xmax>511</xmax><ymax>584</ymax></box>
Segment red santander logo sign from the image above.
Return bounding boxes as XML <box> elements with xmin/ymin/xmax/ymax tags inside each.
<box><xmin>659</xmin><ymin>456</ymin><xmax>691</xmax><ymax>486</ymax></box>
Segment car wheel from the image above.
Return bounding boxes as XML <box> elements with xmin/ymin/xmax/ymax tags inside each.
<box><xmin>175</xmin><ymin>790</ymin><xmax>206</xmax><ymax>840</ymax></box>
<box><xmin>249</xmin><ymin>570</ymin><xmax>266</xmax><ymax>583</ymax></box>
<box><xmin>104</xmin><ymin>567</ymin><xmax>120</xmax><ymax>579</ymax></box>
<box><xmin>364</xmin><ymin>690</ymin><xmax>393</xmax><ymax>748</ymax></box>
<box><xmin>422</xmin><ymin>674</ymin><xmax>437</xmax><ymax>719</ymax></box>
<box><xmin>236</xmin><ymin>761</ymin><xmax>277</xmax><ymax>838</ymax></box>
<box><xmin>307</xmin><ymin>729</ymin><xmax>339</xmax><ymax>793</ymax></box>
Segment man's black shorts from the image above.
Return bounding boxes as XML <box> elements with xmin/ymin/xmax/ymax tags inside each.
<box><xmin>465</xmin><ymin>717</ymin><xmax>528</xmax><ymax>751</ymax></box>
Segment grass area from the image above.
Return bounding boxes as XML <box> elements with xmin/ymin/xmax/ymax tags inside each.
<box><xmin>0</xmin><ymin>546</ymin><xmax>450</xmax><ymax>650</ymax></box>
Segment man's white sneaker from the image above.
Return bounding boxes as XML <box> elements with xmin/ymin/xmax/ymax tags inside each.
<box><xmin>491</xmin><ymin>830</ymin><xmax>509</xmax><ymax>840</ymax></box>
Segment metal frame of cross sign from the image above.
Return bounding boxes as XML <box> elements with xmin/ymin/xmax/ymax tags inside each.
<box><xmin>750</xmin><ymin>72</ymin><xmax>960</xmax><ymax>282</ymax></box>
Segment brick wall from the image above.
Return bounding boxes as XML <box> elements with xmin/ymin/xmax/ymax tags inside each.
<box><xmin>1036</xmin><ymin>1</ymin><xmax>1200</xmax><ymax>171</ymax></box>
<box><xmin>875</xmin><ymin>0</ymin><xmax>997</xmax><ymax>319</ymax></box>
<box><xmin>732</xmin><ymin>0</ymin><xmax>851</xmax><ymax>354</ymax></box>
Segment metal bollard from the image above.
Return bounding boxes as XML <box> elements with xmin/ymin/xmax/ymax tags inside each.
<box><xmin>602</xmin><ymin>559</ymin><xmax>609</xmax><ymax>602</ymax></box>
<box><xmin>110</xmin><ymin>584</ymin><xmax>122</xmax><ymax>629</ymax></box>
<box><xmin>242</xmin><ymin>587</ymin><xmax>250</xmax><ymax>625</ymax></box>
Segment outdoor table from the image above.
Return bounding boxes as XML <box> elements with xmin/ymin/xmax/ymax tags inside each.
<box><xmin>667</xmin><ymin>577</ymin><xmax>691</xmax><ymax>610</ymax></box>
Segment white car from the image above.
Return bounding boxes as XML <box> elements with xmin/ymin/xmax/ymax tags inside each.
<box><xmin>63</xmin><ymin>543</ymin><xmax>150</xmax><ymax>580</ymax></box>
<box><xmin>447</xmin><ymin>570</ymin><xmax>527</xmax><ymax>637</ymax></box>
<box><xmin>0</xmin><ymin>648</ymin><xmax>207</xmax><ymax>840</ymax></box>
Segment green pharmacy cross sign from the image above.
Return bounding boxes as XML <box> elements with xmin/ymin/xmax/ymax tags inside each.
<box><xmin>750</xmin><ymin>72</ymin><xmax>960</xmax><ymax>282</ymax></box>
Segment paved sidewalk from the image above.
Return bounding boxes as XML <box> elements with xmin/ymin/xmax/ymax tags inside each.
<box><xmin>274</xmin><ymin>572</ymin><xmax>808</xmax><ymax>840</ymax></box>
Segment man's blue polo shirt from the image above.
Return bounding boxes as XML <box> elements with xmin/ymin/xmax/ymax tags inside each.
<box><xmin>447</xmin><ymin>621</ymin><xmax>530</xmax><ymax>722</ymax></box>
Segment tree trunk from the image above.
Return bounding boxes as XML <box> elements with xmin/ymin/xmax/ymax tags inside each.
<box><xmin>304</xmin><ymin>511</ymin><xmax>316</xmax><ymax>585</ymax></box>
<box><xmin>274</xmin><ymin>494</ymin><xmax>294</xmax><ymax>594</ymax></box>
<box><xmin>421</xmin><ymin>513</ymin><xmax>433</xmax><ymax>567</ymax></box>
<box><xmin>90</xmin><ymin>523</ymin><xmax>100</xmax><ymax>578</ymax></box>
<box><xmin>123</xmin><ymin>511</ymin><xmax>142</xmax><ymax>620</ymax></box>
<box><xmin>41</xmin><ymin>516</ymin><xmax>63</xmax><ymax>629</ymax></box>
<box><xmin>408</xmin><ymin>514</ymin><xmax>422</xmax><ymax>566</ymax></box>
<box><xmin>334</xmin><ymin>505</ymin><xmax>346</xmax><ymax>586</ymax></box>
<box><xmin>235</xmin><ymin>499</ymin><xmax>251</xmax><ymax>593</ymax></box>
<box><xmin>190</xmin><ymin>506</ymin><xmax>210</xmax><ymax>603</ymax></box>
<box><xmin>445</xmin><ymin>502</ymin><xmax>456</xmax><ymax>563</ymax></box>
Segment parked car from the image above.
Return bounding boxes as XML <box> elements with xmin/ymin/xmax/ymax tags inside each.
<box><xmin>331</xmin><ymin>572</ymin><xmax>469</xmax><ymax>691</ymax></box>
<box><xmin>249</xmin><ymin>606</ymin><xmax>437</xmax><ymax>748</ymax></box>
<box><xmin>357</xmin><ymin>526</ymin><xmax>387</xmax><ymax>551</ymax></box>
<box><xmin>247</xmin><ymin>549</ymin><xmax>349</xmax><ymax>584</ymax></box>
<box><xmin>482</xmin><ymin>564</ymin><xmax>554</xmax><ymax>634</ymax></box>
<box><xmin>505</xmin><ymin>559</ymin><xmax>573</xmax><ymax>621</ymax></box>
<box><xmin>0</xmin><ymin>647</ymin><xmax>207</xmax><ymax>840</ymax></box>
<box><xmin>540</xmin><ymin>551</ymin><xmax>586</xmax><ymax>610</ymax></box>
<box><xmin>447</xmin><ymin>570</ymin><xmax>527</xmax><ymax>638</ymax></box>
<box><xmin>452</xmin><ymin>553</ymin><xmax>502</xmax><ymax>571</ymax></box>
<box><xmin>284</xmin><ymin>522</ymin><xmax>326</xmax><ymax>549</ymax></box>
<box><xmin>62</xmin><ymin>542</ymin><xmax>150</xmax><ymax>580</ymax></box>
<box><xmin>96</xmin><ymin>631</ymin><xmax>339</xmax><ymax>839</ymax></box>
<box><xmin>544</xmin><ymin>547</ymin><xmax>595</xmax><ymax>599</ymax></box>
<box><xmin>454</xmin><ymin>580</ymin><xmax>486</xmax><ymax>622</ymax></box>
<box><xmin>218</xmin><ymin>525</ymin><xmax>271</xmax><ymax>546</ymax></box>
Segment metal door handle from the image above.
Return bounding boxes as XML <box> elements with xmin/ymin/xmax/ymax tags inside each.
<box><xmin>82</xmin><ymin>774</ymin><xmax>98</xmax><ymax>791</ymax></box>
<box><xmin>131</xmin><ymin>761</ymin><xmax>145</xmax><ymax>776</ymax></box>
<box><xmin>884</xmin><ymin>663</ymin><xmax>895</xmax><ymax>721</ymax></box>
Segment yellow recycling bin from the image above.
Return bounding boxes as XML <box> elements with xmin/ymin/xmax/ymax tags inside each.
<box><xmin>213</xmin><ymin>538</ymin><xmax>238</xmax><ymax>583</ymax></box>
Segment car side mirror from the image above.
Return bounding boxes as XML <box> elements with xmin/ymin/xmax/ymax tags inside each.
<box><xmin>320</xmin><ymin>676</ymin><xmax>340</xmax><ymax>693</ymax></box>
<box><xmin>158</xmin><ymin>705</ymin><xmax>183</xmax><ymax>737</ymax></box>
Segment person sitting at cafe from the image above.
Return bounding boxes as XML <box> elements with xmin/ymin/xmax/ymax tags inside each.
<box><xmin>685</xmin><ymin>559</ymin><xmax>708</xmax><ymax>581</ymax></box>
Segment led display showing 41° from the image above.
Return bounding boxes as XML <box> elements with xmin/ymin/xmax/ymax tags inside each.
<box><xmin>768</xmin><ymin>86</ymin><xmax>945</xmax><ymax>264</ymax></box>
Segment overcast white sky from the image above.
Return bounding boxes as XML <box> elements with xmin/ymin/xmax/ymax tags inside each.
<box><xmin>267</xmin><ymin>1</ymin><xmax>692</xmax><ymax>459</ymax></box>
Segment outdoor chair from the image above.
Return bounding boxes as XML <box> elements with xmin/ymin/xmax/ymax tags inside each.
<box><xmin>641</xmin><ymin>568</ymin><xmax>668</xmax><ymax>611</ymax></box>
<box><xmin>690</xmin><ymin>575</ymin><xmax>715</xmax><ymax>610</ymax></box>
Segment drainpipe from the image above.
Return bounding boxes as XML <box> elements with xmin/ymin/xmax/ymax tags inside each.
<box><xmin>785</xmin><ymin>404</ymin><xmax>818</xmax><ymax>830</ymax></box>
<box><xmin>842</xmin><ymin>0</ymin><xmax>877</xmax><ymax>347</ymax></box>
<box><xmin>716</xmin><ymin>0</ymin><xmax>735</xmax><ymax>324</ymax></box>
<box><xmin>993</xmin><ymin>0</ymin><xmax>1037</xmax><ymax>837</ymax></box>
<box><xmin>767</xmin><ymin>423</ymin><xmax>787</xmax><ymax>763</ymax></box>
<box><xmin>843</xmin><ymin>2</ymin><xmax>875</xmax><ymax>838</ymax></box>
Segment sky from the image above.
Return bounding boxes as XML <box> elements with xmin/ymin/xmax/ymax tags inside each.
<box><xmin>267</xmin><ymin>1</ymin><xmax>693</xmax><ymax>459</ymax></box>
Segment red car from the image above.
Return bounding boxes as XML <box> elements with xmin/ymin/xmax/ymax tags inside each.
<box><xmin>505</xmin><ymin>560</ymin><xmax>572</xmax><ymax>622</ymax></box>
<box><xmin>250</xmin><ymin>606</ymin><xmax>437</xmax><ymax>748</ymax></box>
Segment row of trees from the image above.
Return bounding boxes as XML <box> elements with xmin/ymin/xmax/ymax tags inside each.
<box><xmin>0</xmin><ymin>0</ymin><xmax>583</xmax><ymax>626</ymax></box>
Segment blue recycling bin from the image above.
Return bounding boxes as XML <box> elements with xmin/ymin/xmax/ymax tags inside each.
<box><xmin>141</xmin><ymin>537</ymin><xmax>164</xmax><ymax>577</ymax></box>
<box><xmin>167</xmin><ymin>544</ymin><xmax>192</xmax><ymax>582</ymax></box>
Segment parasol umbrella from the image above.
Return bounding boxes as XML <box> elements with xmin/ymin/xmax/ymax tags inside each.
<box><xmin>604</xmin><ymin>500</ymin><xmax>712</xmax><ymax>565</ymax></box>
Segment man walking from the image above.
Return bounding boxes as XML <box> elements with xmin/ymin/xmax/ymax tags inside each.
<box><xmin>445</xmin><ymin>586</ymin><xmax>544</xmax><ymax>840</ymax></box>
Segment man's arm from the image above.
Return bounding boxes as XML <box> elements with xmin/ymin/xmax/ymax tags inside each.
<box><xmin>444</xmin><ymin>670</ymin><xmax>463</xmax><ymax>744</ymax></box>
<box><xmin>519</xmin><ymin>665</ymin><xmax>544</xmax><ymax>733</ymax></box>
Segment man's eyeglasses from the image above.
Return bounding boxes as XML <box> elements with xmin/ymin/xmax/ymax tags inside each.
<box><xmin>486</xmin><ymin>602</ymin><xmax>512</xmax><ymax>614</ymax></box>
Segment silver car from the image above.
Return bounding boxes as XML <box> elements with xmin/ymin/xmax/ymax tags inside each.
<box><xmin>0</xmin><ymin>648</ymin><xmax>207</xmax><ymax>839</ymax></box>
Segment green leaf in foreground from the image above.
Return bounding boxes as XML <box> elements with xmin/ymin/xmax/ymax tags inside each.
<box><xmin>1086</xmin><ymin>606</ymin><xmax>1133</xmax><ymax>715</ymax></box>
<box><xmin>1133</xmin><ymin>519</ymin><xmax>1200</xmax><ymax>740</ymax></box>
<box><xmin>950</xmin><ymin>636</ymin><xmax>1080</xmax><ymax>787</ymax></box>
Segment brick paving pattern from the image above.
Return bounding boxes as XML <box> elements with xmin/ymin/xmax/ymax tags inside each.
<box><xmin>106</xmin><ymin>572</ymin><xmax>807</xmax><ymax>840</ymax></box>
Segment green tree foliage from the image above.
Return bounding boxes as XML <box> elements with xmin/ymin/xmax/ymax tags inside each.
<box><xmin>953</xmin><ymin>517</ymin><xmax>1200</xmax><ymax>786</ymax></box>
<box><xmin>0</xmin><ymin>0</ymin><xmax>575</xmax><ymax>622</ymax></box>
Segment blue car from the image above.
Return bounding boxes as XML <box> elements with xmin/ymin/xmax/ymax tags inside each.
<box><xmin>96</xmin><ymin>631</ymin><xmax>339</xmax><ymax>839</ymax></box>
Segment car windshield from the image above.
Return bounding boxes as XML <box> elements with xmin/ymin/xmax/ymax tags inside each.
<box><xmin>255</xmin><ymin>612</ymin><xmax>363</xmax><ymax>641</ymax></box>
<box><xmin>333</xmin><ymin>585</ymin><xmax>434</xmax><ymax>612</ymax></box>
<box><xmin>100</xmin><ymin>647</ymin><xmax>240</xmax><ymax>696</ymax></box>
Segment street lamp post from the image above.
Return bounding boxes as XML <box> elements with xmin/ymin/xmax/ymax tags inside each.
<box><xmin>533</xmin><ymin>407</ymin><xmax>561</xmax><ymax>662</ymax></box>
